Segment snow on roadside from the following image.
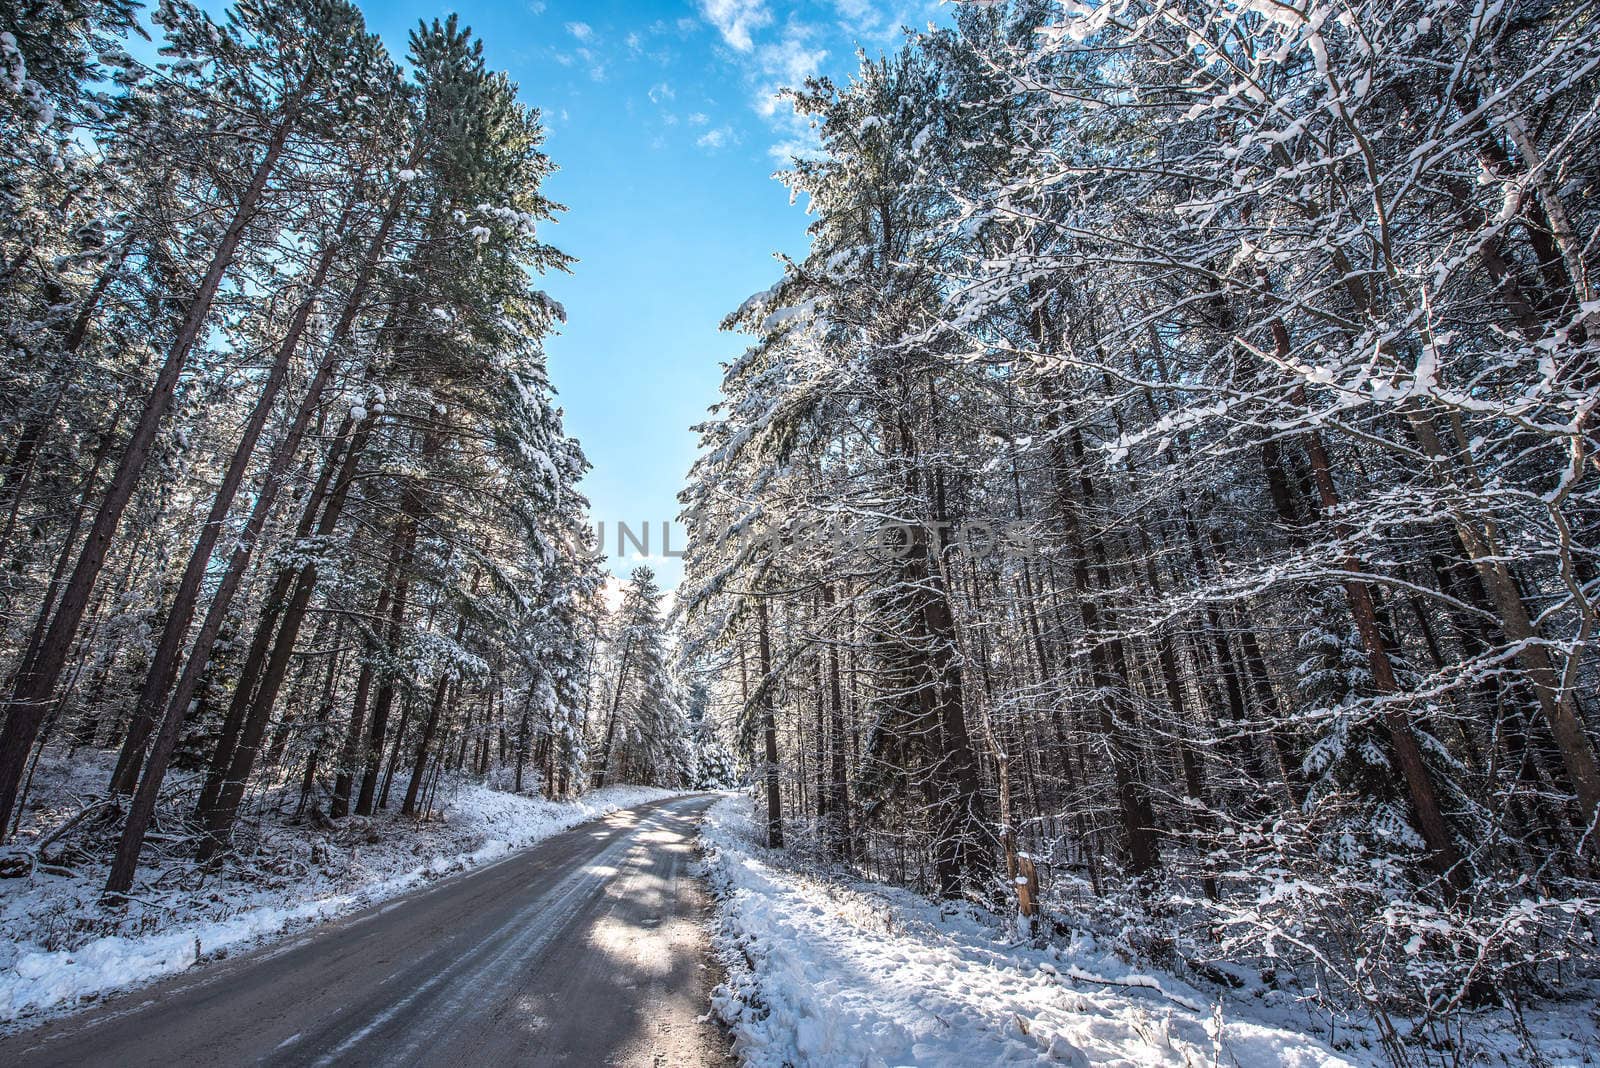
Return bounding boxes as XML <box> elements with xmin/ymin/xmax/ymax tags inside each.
<box><xmin>0</xmin><ymin>768</ymin><xmax>684</xmax><ymax>1029</ymax></box>
<box><xmin>698</xmin><ymin>794</ymin><xmax>1376</xmax><ymax>1067</ymax></box>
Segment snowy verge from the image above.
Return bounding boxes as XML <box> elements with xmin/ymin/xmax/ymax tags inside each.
<box><xmin>0</xmin><ymin>776</ymin><xmax>685</xmax><ymax>1028</ymax></box>
<box><xmin>698</xmin><ymin>794</ymin><xmax>1377</xmax><ymax>1067</ymax></box>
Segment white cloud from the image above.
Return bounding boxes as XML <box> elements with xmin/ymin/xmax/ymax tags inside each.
<box><xmin>571</xmin><ymin>44</ymin><xmax>606</xmax><ymax>81</ymax></box>
<box><xmin>688</xmin><ymin>112</ymin><xmax>709</xmax><ymax>125</ymax></box>
<box><xmin>696</xmin><ymin>0</ymin><xmax>935</xmax><ymax>158</ymax></box>
<box><xmin>696</xmin><ymin>126</ymin><xmax>734</xmax><ymax>149</ymax></box>
<box><xmin>526</xmin><ymin>0</ymin><xmax>546</xmax><ymax>13</ymax></box>
<box><xmin>755</xmin><ymin>33</ymin><xmax>827</xmax><ymax>107</ymax></box>
<box><xmin>747</xmin><ymin>27</ymin><xmax>828</xmax><ymax>159</ymax></box>
<box><xmin>565</xmin><ymin>21</ymin><xmax>593</xmax><ymax>41</ymax></box>
<box><xmin>698</xmin><ymin>0</ymin><xmax>771</xmax><ymax>52</ymax></box>
<box><xmin>768</xmin><ymin>135</ymin><xmax>822</xmax><ymax>163</ymax></box>
<box><xmin>753</xmin><ymin>86</ymin><xmax>784</xmax><ymax>119</ymax></box>
<box><xmin>832</xmin><ymin>0</ymin><xmax>941</xmax><ymax>42</ymax></box>
<box><xmin>831</xmin><ymin>0</ymin><xmax>882</xmax><ymax>36</ymax></box>
<box><xmin>648</xmin><ymin>82</ymin><xmax>675</xmax><ymax>103</ymax></box>
<box><xmin>650</xmin><ymin>17</ymin><xmax>700</xmax><ymax>37</ymax></box>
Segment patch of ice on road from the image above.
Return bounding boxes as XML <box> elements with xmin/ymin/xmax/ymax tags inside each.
<box><xmin>699</xmin><ymin>794</ymin><xmax>1374</xmax><ymax>1067</ymax></box>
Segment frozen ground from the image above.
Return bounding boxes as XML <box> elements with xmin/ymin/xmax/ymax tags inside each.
<box><xmin>698</xmin><ymin>795</ymin><xmax>1599</xmax><ymax>1067</ymax></box>
<box><xmin>0</xmin><ymin>750</ymin><xmax>683</xmax><ymax>1028</ymax></box>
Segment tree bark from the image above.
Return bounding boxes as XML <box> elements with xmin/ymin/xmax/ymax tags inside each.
<box><xmin>821</xmin><ymin>583</ymin><xmax>851</xmax><ymax>860</ymax></box>
<box><xmin>354</xmin><ymin>516</ymin><xmax>419</xmax><ymax>818</ymax></box>
<box><xmin>1299</xmin><ymin>421</ymin><xmax>1468</xmax><ymax>893</ymax></box>
<box><xmin>590</xmin><ymin>633</ymin><xmax>632</xmax><ymax>789</ymax></box>
<box><xmin>187</xmin><ymin>414</ymin><xmax>376</xmax><ymax>865</ymax></box>
<box><xmin>109</xmin><ymin>214</ymin><xmax>353</xmax><ymax>795</ymax></box>
<box><xmin>757</xmin><ymin>596</ymin><xmax>783</xmax><ymax>849</ymax></box>
<box><xmin>402</xmin><ymin>671</ymin><xmax>452</xmax><ymax>816</ymax></box>
<box><xmin>1</xmin><ymin>109</ymin><xmax>296</xmax><ymax>841</ymax></box>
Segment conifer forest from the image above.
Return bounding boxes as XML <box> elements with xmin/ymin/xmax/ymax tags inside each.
<box><xmin>0</xmin><ymin>0</ymin><xmax>1597</xmax><ymax>1065</ymax></box>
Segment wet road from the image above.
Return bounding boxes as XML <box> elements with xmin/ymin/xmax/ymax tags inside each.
<box><xmin>0</xmin><ymin>794</ymin><xmax>731</xmax><ymax>1066</ymax></box>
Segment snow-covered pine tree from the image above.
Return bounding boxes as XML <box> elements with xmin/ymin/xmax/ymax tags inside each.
<box><xmin>678</xmin><ymin>0</ymin><xmax>1599</xmax><ymax>1039</ymax></box>
<box><xmin>592</xmin><ymin>566</ymin><xmax>691</xmax><ymax>789</ymax></box>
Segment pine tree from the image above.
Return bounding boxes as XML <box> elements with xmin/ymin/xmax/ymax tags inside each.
<box><xmin>592</xmin><ymin>567</ymin><xmax>690</xmax><ymax>789</ymax></box>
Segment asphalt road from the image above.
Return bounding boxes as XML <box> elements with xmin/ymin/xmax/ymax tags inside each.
<box><xmin>0</xmin><ymin>793</ymin><xmax>731</xmax><ymax>1067</ymax></box>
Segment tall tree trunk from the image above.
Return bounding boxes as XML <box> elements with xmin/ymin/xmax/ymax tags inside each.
<box><xmin>757</xmin><ymin>596</ymin><xmax>783</xmax><ymax>849</ymax></box>
<box><xmin>109</xmin><ymin>213</ymin><xmax>354</xmax><ymax>794</ymax></box>
<box><xmin>118</xmin><ymin>151</ymin><xmax>409</xmax><ymax>807</ymax></box>
<box><xmin>331</xmin><ymin>540</ymin><xmax>399</xmax><ymax>818</ymax></box>
<box><xmin>821</xmin><ymin>582</ymin><xmax>851</xmax><ymax>860</ymax></box>
<box><xmin>591</xmin><ymin>633</ymin><xmax>633</xmax><ymax>789</ymax></box>
<box><xmin>1259</xmin><ymin>301</ymin><xmax>1467</xmax><ymax>889</ymax></box>
<box><xmin>0</xmin><ymin>111</ymin><xmax>297</xmax><ymax>840</ymax></box>
<box><xmin>1404</xmin><ymin>409</ymin><xmax>1600</xmax><ymax>844</ymax></box>
<box><xmin>354</xmin><ymin>517</ymin><xmax>419</xmax><ymax>818</ymax></box>
<box><xmin>186</xmin><ymin>415</ymin><xmax>376</xmax><ymax>866</ymax></box>
<box><xmin>1047</xmin><ymin>424</ymin><xmax>1161</xmax><ymax>875</ymax></box>
<box><xmin>378</xmin><ymin>690</ymin><xmax>416</xmax><ymax>810</ymax></box>
<box><xmin>513</xmin><ymin>685</ymin><xmax>534</xmax><ymax>794</ymax></box>
<box><xmin>1299</xmin><ymin>422</ymin><xmax>1468</xmax><ymax>893</ymax></box>
<box><xmin>403</xmin><ymin>666</ymin><xmax>456</xmax><ymax>815</ymax></box>
<box><xmin>194</xmin><ymin>423</ymin><xmax>353</xmax><ymax>819</ymax></box>
<box><xmin>10</xmin><ymin>419</ymin><xmax>120</xmax><ymax>689</ymax></box>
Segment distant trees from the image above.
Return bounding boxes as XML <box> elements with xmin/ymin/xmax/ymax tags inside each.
<box><xmin>685</xmin><ymin>672</ymin><xmax>737</xmax><ymax>789</ymax></box>
<box><xmin>0</xmin><ymin>0</ymin><xmax>615</xmax><ymax>895</ymax></box>
<box><xmin>591</xmin><ymin>566</ymin><xmax>692</xmax><ymax>790</ymax></box>
<box><xmin>680</xmin><ymin>0</ymin><xmax>1599</xmax><ymax>1044</ymax></box>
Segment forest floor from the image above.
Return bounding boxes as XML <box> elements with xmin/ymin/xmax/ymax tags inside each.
<box><xmin>698</xmin><ymin>794</ymin><xmax>1599</xmax><ymax>1067</ymax></box>
<box><xmin>0</xmin><ymin>749</ymin><xmax>687</xmax><ymax>1029</ymax></box>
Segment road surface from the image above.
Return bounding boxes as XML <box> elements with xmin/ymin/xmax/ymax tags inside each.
<box><xmin>0</xmin><ymin>794</ymin><xmax>731</xmax><ymax>1066</ymax></box>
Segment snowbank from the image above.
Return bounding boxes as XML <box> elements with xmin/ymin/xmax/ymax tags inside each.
<box><xmin>0</xmin><ymin>771</ymin><xmax>683</xmax><ymax>1028</ymax></box>
<box><xmin>699</xmin><ymin>794</ymin><xmax>1377</xmax><ymax>1067</ymax></box>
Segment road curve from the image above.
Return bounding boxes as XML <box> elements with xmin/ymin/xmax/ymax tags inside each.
<box><xmin>0</xmin><ymin>793</ymin><xmax>731</xmax><ymax>1067</ymax></box>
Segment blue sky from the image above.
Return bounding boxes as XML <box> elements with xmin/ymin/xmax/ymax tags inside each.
<box><xmin>345</xmin><ymin>0</ymin><xmax>945</xmax><ymax>586</ymax></box>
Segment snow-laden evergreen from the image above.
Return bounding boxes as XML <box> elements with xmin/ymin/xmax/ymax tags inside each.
<box><xmin>591</xmin><ymin>566</ymin><xmax>694</xmax><ymax>790</ymax></box>
<box><xmin>680</xmin><ymin>2</ymin><xmax>1600</xmax><ymax>1061</ymax></box>
<box><xmin>0</xmin><ymin>0</ymin><xmax>643</xmax><ymax>906</ymax></box>
<box><xmin>3</xmin><ymin>0</ymin><xmax>1597</xmax><ymax>1062</ymax></box>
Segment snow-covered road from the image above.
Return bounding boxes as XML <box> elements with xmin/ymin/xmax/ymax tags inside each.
<box><xmin>0</xmin><ymin>794</ymin><xmax>729</xmax><ymax>1067</ymax></box>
